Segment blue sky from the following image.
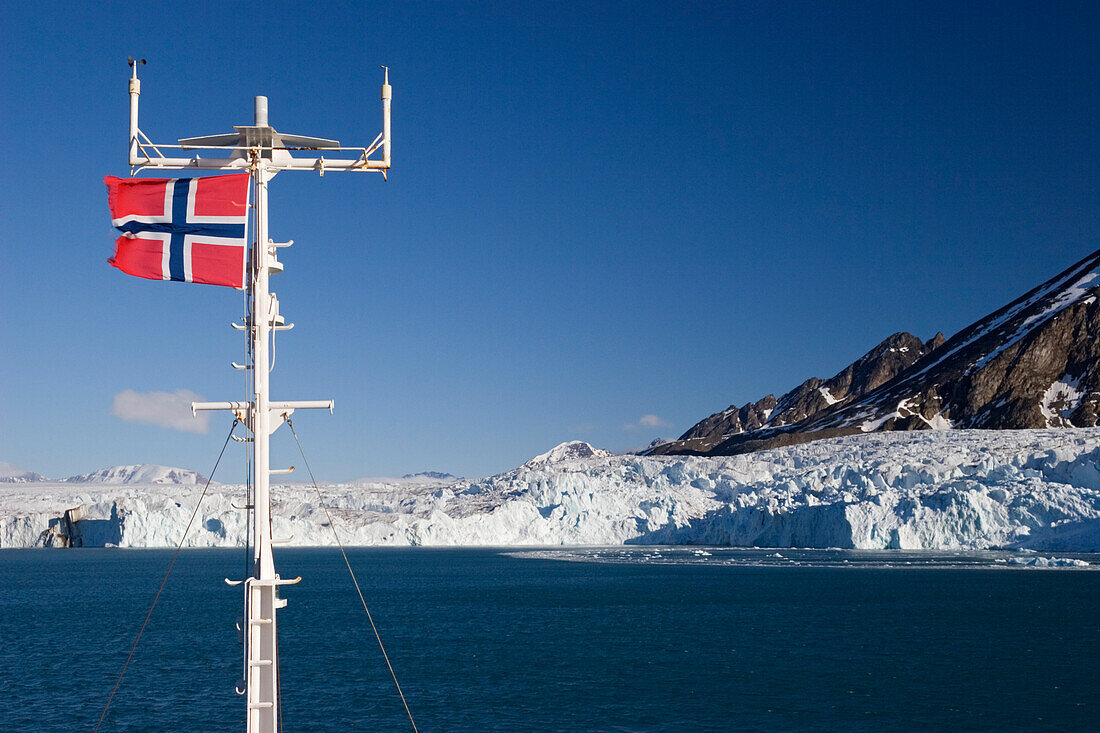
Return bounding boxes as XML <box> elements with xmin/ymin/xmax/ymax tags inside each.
<box><xmin>2</xmin><ymin>1</ymin><xmax>1098</xmax><ymax>481</ymax></box>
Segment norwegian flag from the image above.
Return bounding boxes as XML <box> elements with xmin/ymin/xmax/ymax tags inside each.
<box><xmin>104</xmin><ymin>174</ymin><xmax>251</xmax><ymax>288</ymax></box>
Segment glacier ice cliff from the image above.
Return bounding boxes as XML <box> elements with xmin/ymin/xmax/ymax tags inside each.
<box><xmin>3</xmin><ymin>430</ymin><xmax>1100</xmax><ymax>550</ymax></box>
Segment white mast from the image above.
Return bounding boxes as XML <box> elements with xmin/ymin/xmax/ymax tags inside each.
<box><xmin>126</xmin><ymin>58</ymin><xmax>392</xmax><ymax>733</ymax></box>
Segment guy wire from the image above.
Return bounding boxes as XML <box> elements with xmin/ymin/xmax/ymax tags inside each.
<box><xmin>284</xmin><ymin>417</ymin><xmax>419</xmax><ymax>733</ymax></box>
<box><xmin>93</xmin><ymin>418</ymin><xmax>239</xmax><ymax>733</ymax></box>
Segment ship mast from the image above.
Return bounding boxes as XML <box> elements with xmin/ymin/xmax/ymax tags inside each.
<box><xmin>125</xmin><ymin>58</ymin><xmax>392</xmax><ymax>733</ymax></box>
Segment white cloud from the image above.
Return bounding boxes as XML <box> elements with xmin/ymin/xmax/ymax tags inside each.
<box><xmin>111</xmin><ymin>389</ymin><xmax>210</xmax><ymax>434</ymax></box>
<box><xmin>639</xmin><ymin>414</ymin><xmax>671</xmax><ymax>428</ymax></box>
<box><xmin>625</xmin><ymin>414</ymin><xmax>672</xmax><ymax>431</ymax></box>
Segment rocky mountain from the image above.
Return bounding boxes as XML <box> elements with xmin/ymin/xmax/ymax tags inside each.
<box><xmin>0</xmin><ymin>462</ymin><xmax>47</xmax><ymax>483</ymax></box>
<box><xmin>653</xmin><ymin>247</ymin><xmax>1100</xmax><ymax>457</ymax></box>
<box><xmin>670</xmin><ymin>331</ymin><xmax>945</xmax><ymax>454</ymax></box>
<box><xmin>62</xmin><ymin>465</ymin><xmax>209</xmax><ymax>485</ymax></box>
<box><xmin>658</xmin><ymin>332</ymin><xmax>944</xmax><ymax>455</ymax></box>
<box><xmin>351</xmin><ymin>471</ymin><xmax>460</xmax><ymax>487</ymax></box>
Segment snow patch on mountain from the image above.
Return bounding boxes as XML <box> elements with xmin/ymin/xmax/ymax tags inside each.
<box><xmin>861</xmin><ymin>398</ymin><xmax>952</xmax><ymax>432</ymax></box>
<box><xmin>1041</xmin><ymin>376</ymin><xmax>1083</xmax><ymax>428</ymax></box>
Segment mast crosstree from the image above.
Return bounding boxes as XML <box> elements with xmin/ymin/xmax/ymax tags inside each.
<box><xmin>124</xmin><ymin>58</ymin><xmax>392</xmax><ymax>733</ymax></box>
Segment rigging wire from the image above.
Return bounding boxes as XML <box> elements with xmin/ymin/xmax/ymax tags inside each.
<box><xmin>93</xmin><ymin>418</ymin><xmax>239</xmax><ymax>733</ymax></box>
<box><xmin>285</xmin><ymin>417</ymin><xmax>419</xmax><ymax>733</ymax></box>
<box><xmin>244</xmin><ymin>258</ymin><xmax>255</xmax><ymax>593</ymax></box>
<box><xmin>243</xmin><ymin>259</ymin><xmax>255</xmax><ymax>691</ymax></box>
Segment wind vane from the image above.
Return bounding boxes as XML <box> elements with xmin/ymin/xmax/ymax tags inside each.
<box><xmin>119</xmin><ymin>56</ymin><xmax>393</xmax><ymax>733</ymax></box>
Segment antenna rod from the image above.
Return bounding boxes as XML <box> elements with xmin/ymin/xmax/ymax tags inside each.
<box><xmin>127</xmin><ymin>58</ymin><xmax>145</xmax><ymax>166</ymax></box>
<box><xmin>381</xmin><ymin>66</ymin><xmax>391</xmax><ymax>167</ymax></box>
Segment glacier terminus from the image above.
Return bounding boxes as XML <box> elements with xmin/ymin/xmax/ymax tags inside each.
<box><xmin>4</xmin><ymin>430</ymin><xmax>1099</xmax><ymax>553</ymax></box>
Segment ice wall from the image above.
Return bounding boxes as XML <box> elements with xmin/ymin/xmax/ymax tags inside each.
<box><xmin>3</xmin><ymin>430</ymin><xmax>1100</xmax><ymax>550</ymax></box>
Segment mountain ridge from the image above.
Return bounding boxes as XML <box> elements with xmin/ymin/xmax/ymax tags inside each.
<box><xmin>652</xmin><ymin>247</ymin><xmax>1100</xmax><ymax>457</ymax></box>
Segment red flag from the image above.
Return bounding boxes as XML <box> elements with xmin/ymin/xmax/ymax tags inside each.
<box><xmin>105</xmin><ymin>174</ymin><xmax>250</xmax><ymax>288</ymax></box>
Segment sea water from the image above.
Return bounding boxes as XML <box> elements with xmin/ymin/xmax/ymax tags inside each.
<box><xmin>0</xmin><ymin>547</ymin><xmax>1096</xmax><ymax>732</ymax></box>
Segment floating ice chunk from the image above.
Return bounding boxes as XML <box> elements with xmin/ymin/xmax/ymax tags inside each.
<box><xmin>1007</xmin><ymin>555</ymin><xmax>1090</xmax><ymax>567</ymax></box>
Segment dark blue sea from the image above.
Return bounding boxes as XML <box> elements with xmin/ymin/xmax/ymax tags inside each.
<box><xmin>1</xmin><ymin>547</ymin><xmax>1097</xmax><ymax>732</ymax></box>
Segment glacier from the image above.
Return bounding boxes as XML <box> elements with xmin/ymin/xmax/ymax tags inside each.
<box><xmin>3</xmin><ymin>430</ymin><xmax>1100</xmax><ymax>551</ymax></box>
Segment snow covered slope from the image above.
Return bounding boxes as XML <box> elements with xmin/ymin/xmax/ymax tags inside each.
<box><xmin>0</xmin><ymin>462</ymin><xmax>46</xmax><ymax>483</ymax></box>
<box><xmin>524</xmin><ymin>441</ymin><xmax>613</xmax><ymax>467</ymax></box>
<box><xmin>3</xmin><ymin>431</ymin><xmax>1099</xmax><ymax>550</ymax></box>
<box><xmin>62</xmin><ymin>465</ymin><xmax>209</xmax><ymax>485</ymax></box>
